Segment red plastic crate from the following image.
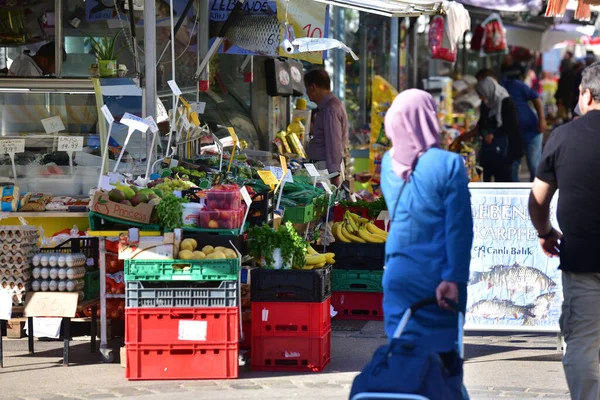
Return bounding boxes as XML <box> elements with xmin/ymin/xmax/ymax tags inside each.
<box><xmin>125</xmin><ymin>307</ymin><xmax>239</xmax><ymax>345</ymax></box>
<box><xmin>331</xmin><ymin>291</ymin><xmax>384</xmax><ymax>321</ymax></box>
<box><xmin>126</xmin><ymin>342</ymin><xmax>238</xmax><ymax>380</ymax></box>
<box><xmin>251</xmin><ymin>298</ymin><xmax>330</xmax><ymax>337</ymax></box>
<box><xmin>240</xmin><ymin>320</ymin><xmax>251</xmax><ymax>349</ymax></box>
<box><xmin>251</xmin><ymin>330</ymin><xmax>331</xmax><ymax>372</ymax></box>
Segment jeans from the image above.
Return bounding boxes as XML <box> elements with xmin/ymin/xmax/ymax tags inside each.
<box><xmin>512</xmin><ymin>133</ymin><xmax>543</xmax><ymax>182</ymax></box>
<box><xmin>560</xmin><ymin>271</ymin><xmax>600</xmax><ymax>400</ymax></box>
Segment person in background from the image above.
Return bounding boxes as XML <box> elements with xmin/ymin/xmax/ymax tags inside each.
<box><xmin>573</xmin><ymin>53</ymin><xmax>597</xmax><ymax>102</ymax></box>
<box><xmin>475</xmin><ymin>77</ymin><xmax>524</xmax><ymax>182</ymax></box>
<box><xmin>380</xmin><ymin>89</ymin><xmax>473</xmax><ymax>399</ymax></box>
<box><xmin>555</xmin><ymin>51</ymin><xmax>576</xmax><ymax>120</ymax></box>
<box><xmin>304</xmin><ymin>68</ymin><xmax>349</xmax><ymax>187</ymax></box>
<box><xmin>501</xmin><ymin>66</ymin><xmax>547</xmax><ymax>182</ymax></box>
<box><xmin>8</xmin><ymin>42</ymin><xmax>64</xmax><ymax>77</ymax></box>
<box><xmin>529</xmin><ymin>62</ymin><xmax>600</xmax><ymax>400</ymax></box>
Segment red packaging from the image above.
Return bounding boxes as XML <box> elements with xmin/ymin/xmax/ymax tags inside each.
<box><xmin>482</xmin><ymin>19</ymin><xmax>507</xmax><ymax>55</ymax></box>
<box><xmin>429</xmin><ymin>16</ymin><xmax>456</xmax><ymax>63</ymax></box>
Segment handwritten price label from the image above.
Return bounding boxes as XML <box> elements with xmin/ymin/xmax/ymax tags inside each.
<box><xmin>41</xmin><ymin>116</ymin><xmax>65</xmax><ymax>134</ymax></box>
<box><xmin>257</xmin><ymin>170</ymin><xmax>279</xmax><ymax>186</ymax></box>
<box><xmin>304</xmin><ymin>163</ymin><xmax>320</xmax><ymax>178</ymax></box>
<box><xmin>58</xmin><ymin>136</ymin><xmax>84</xmax><ymax>152</ymax></box>
<box><xmin>168</xmin><ymin>80</ymin><xmax>182</xmax><ymax>96</ymax></box>
<box><xmin>0</xmin><ymin>139</ymin><xmax>25</xmax><ymax>155</ymax></box>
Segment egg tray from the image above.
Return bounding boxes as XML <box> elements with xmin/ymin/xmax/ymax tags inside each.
<box><xmin>0</xmin><ymin>253</ymin><xmax>34</xmax><ymax>265</ymax></box>
<box><xmin>31</xmin><ymin>267</ymin><xmax>86</xmax><ymax>281</ymax></box>
<box><xmin>1</xmin><ymin>242</ymin><xmax>38</xmax><ymax>253</ymax></box>
<box><xmin>0</xmin><ymin>229</ymin><xmax>39</xmax><ymax>244</ymax></box>
<box><xmin>1</xmin><ymin>269</ymin><xmax>31</xmax><ymax>281</ymax></box>
<box><xmin>30</xmin><ymin>279</ymin><xmax>85</xmax><ymax>293</ymax></box>
<box><xmin>31</xmin><ymin>253</ymin><xmax>87</xmax><ymax>268</ymax></box>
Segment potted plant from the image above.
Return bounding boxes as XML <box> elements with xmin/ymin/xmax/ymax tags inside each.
<box><xmin>87</xmin><ymin>29</ymin><xmax>126</xmax><ymax>77</ymax></box>
<box><xmin>247</xmin><ymin>222</ymin><xmax>307</xmax><ymax>270</ymax></box>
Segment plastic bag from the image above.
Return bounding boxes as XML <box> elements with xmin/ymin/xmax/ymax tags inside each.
<box><xmin>429</xmin><ymin>16</ymin><xmax>457</xmax><ymax>63</ymax></box>
<box><xmin>481</xmin><ymin>15</ymin><xmax>507</xmax><ymax>56</ymax></box>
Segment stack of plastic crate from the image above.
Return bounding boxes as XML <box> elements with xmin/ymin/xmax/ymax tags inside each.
<box><xmin>328</xmin><ymin>243</ymin><xmax>385</xmax><ymax>321</ymax></box>
<box><xmin>250</xmin><ymin>267</ymin><xmax>332</xmax><ymax>372</ymax></box>
<box><xmin>123</xmin><ymin>256</ymin><xmax>241</xmax><ymax>380</ymax></box>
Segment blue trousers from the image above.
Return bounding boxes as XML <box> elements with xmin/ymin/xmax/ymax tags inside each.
<box><xmin>512</xmin><ymin>133</ymin><xmax>543</xmax><ymax>182</ymax></box>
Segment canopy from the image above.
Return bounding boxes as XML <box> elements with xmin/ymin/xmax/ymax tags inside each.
<box><xmin>457</xmin><ymin>0</ymin><xmax>543</xmax><ymax>13</ymax></box>
<box><xmin>309</xmin><ymin>0</ymin><xmax>446</xmax><ymax>17</ymax></box>
<box><xmin>505</xmin><ymin>23</ymin><xmax>596</xmax><ymax>52</ymax></box>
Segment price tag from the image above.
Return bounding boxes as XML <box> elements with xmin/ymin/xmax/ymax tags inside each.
<box><xmin>257</xmin><ymin>170</ymin><xmax>279</xmax><ymax>186</ymax></box>
<box><xmin>0</xmin><ymin>139</ymin><xmax>25</xmax><ymax>155</ymax></box>
<box><xmin>182</xmin><ymin>116</ymin><xmax>192</xmax><ymax>130</ymax></box>
<box><xmin>212</xmin><ymin>134</ymin><xmax>223</xmax><ymax>153</ymax></box>
<box><xmin>227</xmin><ymin>127</ymin><xmax>239</xmax><ymax>146</ymax></box>
<box><xmin>41</xmin><ymin>116</ymin><xmax>65</xmax><ymax>134</ymax></box>
<box><xmin>194</xmin><ymin>102</ymin><xmax>206</xmax><ymax>114</ymax></box>
<box><xmin>340</xmin><ymin>160</ymin><xmax>346</xmax><ymax>182</ymax></box>
<box><xmin>280</xmin><ymin>155</ymin><xmax>288</xmax><ymax>179</ymax></box>
<box><xmin>267</xmin><ymin>167</ymin><xmax>293</xmax><ymax>183</ymax></box>
<box><xmin>304</xmin><ymin>163</ymin><xmax>320</xmax><ymax>178</ymax></box>
<box><xmin>101</xmin><ymin>105</ymin><xmax>114</xmax><ymax>125</ymax></box>
<box><xmin>168</xmin><ymin>80</ymin><xmax>182</xmax><ymax>96</ymax></box>
<box><xmin>321</xmin><ymin>181</ymin><xmax>333</xmax><ymax>195</ymax></box>
<box><xmin>145</xmin><ymin>116</ymin><xmax>159</xmax><ymax>134</ymax></box>
<box><xmin>120</xmin><ymin>112</ymin><xmax>150</xmax><ymax>135</ymax></box>
<box><xmin>240</xmin><ymin>186</ymin><xmax>252</xmax><ymax>207</ymax></box>
<box><xmin>58</xmin><ymin>136</ymin><xmax>84</xmax><ymax>152</ymax></box>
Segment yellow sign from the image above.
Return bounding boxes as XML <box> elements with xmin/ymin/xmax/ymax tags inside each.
<box><xmin>276</xmin><ymin>0</ymin><xmax>327</xmax><ymax>64</ymax></box>
<box><xmin>180</xmin><ymin>97</ymin><xmax>192</xmax><ymax>111</ymax></box>
<box><xmin>190</xmin><ymin>111</ymin><xmax>200</xmax><ymax>127</ymax></box>
<box><xmin>280</xmin><ymin>155</ymin><xmax>288</xmax><ymax>180</ymax></box>
<box><xmin>226</xmin><ymin>127</ymin><xmax>239</xmax><ymax>174</ymax></box>
<box><xmin>257</xmin><ymin>170</ymin><xmax>279</xmax><ymax>187</ymax></box>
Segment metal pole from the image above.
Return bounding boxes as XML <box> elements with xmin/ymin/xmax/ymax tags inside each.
<box><xmin>410</xmin><ymin>17</ymin><xmax>418</xmax><ymax>89</ymax></box>
<box><xmin>389</xmin><ymin>17</ymin><xmax>399</xmax><ymax>90</ymax></box>
<box><xmin>359</xmin><ymin>13</ymin><xmax>368</xmax><ymax>128</ymax></box>
<box><xmin>144</xmin><ymin>0</ymin><xmax>156</xmax><ymax>166</ymax></box>
<box><xmin>198</xmin><ymin>0</ymin><xmax>209</xmax><ymax>98</ymax></box>
<box><xmin>462</xmin><ymin>32</ymin><xmax>468</xmax><ymax>76</ymax></box>
<box><xmin>55</xmin><ymin>0</ymin><xmax>63</xmax><ymax>77</ymax></box>
<box><xmin>333</xmin><ymin>6</ymin><xmax>345</xmax><ymax>102</ymax></box>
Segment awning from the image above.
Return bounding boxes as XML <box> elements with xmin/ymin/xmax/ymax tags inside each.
<box><xmin>309</xmin><ymin>0</ymin><xmax>446</xmax><ymax>17</ymax></box>
<box><xmin>457</xmin><ymin>0</ymin><xmax>543</xmax><ymax>13</ymax></box>
<box><xmin>505</xmin><ymin>23</ymin><xmax>596</xmax><ymax>52</ymax></box>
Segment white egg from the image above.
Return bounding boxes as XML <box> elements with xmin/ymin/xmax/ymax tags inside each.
<box><xmin>66</xmin><ymin>268</ymin><xmax>75</xmax><ymax>280</ymax></box>
<box><xmin>41</xmin><ymin>281</ymin><xmax>49</xmax><ymax>292</ymax></box>
<box><xmin>40</xmin><ymin>268</ymin><xmax>49</xmax><ymax>279</ymax></box>
<box><xmin>32</xmin><ymin>254</ymin><xmax>41</xmax><ymax>266</ymax></box>
<box><xmin>58</xmin><ymin>281</ymin><xmax>66</xmax><ymax>291</ymax></box>
<box><xmin>58</xmin><ymin>268</ymin><xmax>67</xmax><ymax>280</ymax></box>
<box><xmin>48</xmin><ymin>255</ymin><xmax>58</xmax><ymax>267</ymax></box>
<box><xmin>32</xmin><ymin>267</ymin><xmax>40</xmax><ymax>279</ymax></box>
<box><xmin>40</xmin><ymin>255</ymin><xmax>49</xmax><ymax>266</ymax></box>
<box><xmin>48</xmin><ymin>280</ymin><xmax>58</xmax><ymax>292</ymax></box>
<box><xmin>66</xmin><ymin>280</ymin><xmax>75</xmax><ymax>292</ymax></box>
<box><xmin>57</xmin><ymin>255</ymin><xmax>66</xmax><ymax>267</ymax></box>
<box><xmin>31</xmin><ymin>280</ymin><xmax>40</xmax><ymax>292</ymax></box>
<box><xmin>49</xmin><ymin>268</ymin><xmax>58</xmax><ymax>280</ymax></box>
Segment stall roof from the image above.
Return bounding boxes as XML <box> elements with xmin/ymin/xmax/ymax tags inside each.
<box><xmin>457</xmin><ymin>0</ymin><xmax>543</xmax><ymax>13</ymax></box>
<box><xmin>309</xmin><ymin>0</ymin><xmax>446</xmax><ymax>17</ymax></box>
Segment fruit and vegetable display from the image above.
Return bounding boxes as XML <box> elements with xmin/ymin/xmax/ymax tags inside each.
<box><xmin>107</xmin><ymin>184</ymin><xmax>164</xmax><ymax>207</ymax></box>
<box><xmin>279</xmin><ymin>175</ymin><xmax>326</xmax><ymax>208</ymax></box>
<box><xmin>333</xmin><ymin>211</ymin><xmax>388</xmax><ymax>244</ymax></box>
<box><xmin>176</xmin><ymin>238</ymin><xmax>238</xmax><ymax>260</ymax></box>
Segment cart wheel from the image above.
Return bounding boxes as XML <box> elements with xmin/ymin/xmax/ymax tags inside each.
<box><xmin>100</xmin><ymin>348</ymin><xmax>114</xmax><ymax>363</ymax></box>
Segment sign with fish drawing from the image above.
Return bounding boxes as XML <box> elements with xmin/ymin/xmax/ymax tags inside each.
<box><xmin>209</xmin><ymin>0</ymin><xmax>329</xmax><ymax>64</ymax></box>
<box><xmin>466</xmin><ymin>184</ymin><xmax>562</xmax><ymax>332</ymax></box>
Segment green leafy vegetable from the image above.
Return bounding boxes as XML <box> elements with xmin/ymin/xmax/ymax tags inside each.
<box><xmin>247</xmin><ymin>222</ymin><xmax>307</xmax><ymax>269</ymax></box>
<box><xmin>156</xmin><ymin>194</ymin><xmax>188</xmax><ymax>230</ymax></box>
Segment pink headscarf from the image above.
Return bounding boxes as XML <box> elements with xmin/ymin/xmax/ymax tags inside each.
<box><xmin>384</xmin><ymin>89</ymin><xmax>442</xmax><ymax>181</ymax></box>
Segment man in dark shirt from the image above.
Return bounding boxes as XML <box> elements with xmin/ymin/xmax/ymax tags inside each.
<box><xmin>529</xmin><ymin>62</ymin><xmax>600</xmax><ymax>400</ymax></box>
<box><xmin>304</xmin><ymin>69</ymin><xmax>349</xmax><ymax>187</ymax></box>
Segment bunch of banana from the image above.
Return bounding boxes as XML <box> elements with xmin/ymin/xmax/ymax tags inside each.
<box><xmin>299</xmin><ymin>245</ymin><xmax>336</xmax><ymax>270</ymax></box>
<box><xmin>332</xmin><ymin>211</ymin><xmax>388</xmax><ymax>244</ymax></box>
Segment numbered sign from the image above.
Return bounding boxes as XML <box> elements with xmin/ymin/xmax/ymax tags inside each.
<box><xmin>168</xmin><ymin>80</ymin><xmax>182</xmax><ymax>96</ymax></box>
<box><xmin>41</xmin><ymin>116</ymin><xmax>65</xmax><ymax>134</ymax></box>
<box><xmin>304</xmin><ymin>163</ymin><xmax>320</xmax><ymax>178</ymax></box>
<box><xmin>58</xmin><ymin>136</ymin><xmax>84</xmax><ymax>152</ymax></box>
<box><xmin>0</xmin><ymin>139</ymin><xmax>25</xmax><ymax>155</ymax></box>
<box><xmin>257</xmin><ymin>170</ymin><xmax>279</xmax><ymax>187</ymax></box>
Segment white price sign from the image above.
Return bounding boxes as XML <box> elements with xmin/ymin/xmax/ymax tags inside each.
<box><xmin>321</xmin><ymin>181</ymin><xmax>333</xmax><ymax>195</ymax></box>
<box><xmin>240</xmin><ymin>186</ymin><xmax>252</xmax><ymax>207</ymax></box>
<box><xmin>145</xmin><ymin>116</ymin><xmax>159</xmax><ymax>134</ymax></box>
<box><xmin>58</xmin><ymin>136</ymin><xmax>84</xmax><ymax>152</ymax></box>
<box><xmin>120</xmin><ymin>112</ymin><xmax>150</xmax><ymax>135</ymax></box>
<box><xmin>168</xmin><ymin>80</ymin><xmax>182</xmax><ymax>96</ymax></box>
<box><xmin>101</xmin><ymin>105</ymin><xmax>114</xmax><ymax>125</ymax></box>
<box><xmin>194</xmin><ymin>102</ymin><xmax>206</xmax><ymax>114</ymax></box>
<box><xmin>304</xmin><ymin>163</ymin><xmax>320</xmax><ymax>178</ymax></box>
<box><xmin>41</xmin><ymin>116</ymin><xmax>65</xmax><ymax>134</ymax></box>
<box><xmin>0</xmin><ymin>139</ymin><xmax>25</xmax><ymax>155</ymax></box>
<box><xmin>267</xmin><ymin>167</ymin><xmax>294</xmax><ymax>184</ymax></box>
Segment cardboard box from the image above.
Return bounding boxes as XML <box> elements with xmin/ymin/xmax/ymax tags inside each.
<box><xmin>7</xmin><ymin>318</ymin><xmax>25</xmax><ymax>338</ymax></box>
<box><xmin>90</xmin><ymin>191</ymin><xmax>155</xmax><ymax>225</ymax></box>
<box><xmin>120</xmin><ymin>346</ymin><xmax>127</xmax><ymax>368</ymax></box>
<box><xmin>119</xmin><ymin>232</ymin><xmax>179</xmax><ymax>260</ymax></box>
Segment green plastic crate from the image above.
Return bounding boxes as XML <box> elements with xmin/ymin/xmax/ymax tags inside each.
<box><xmin>283</xmin><ymin>203</ymin><xmax>315</xmax><ymax>224</ymax></box>
<box><xmin>331</xmin><ymin>269</ymin><xmax>383</xmax><ymax>293</ymax></box>
<box><xmin>88</xmin><ymin>211</ymin><xmax>162</xmax><ymax>231</ymax></box>
<box><xmin>83</xmin><ymin>269</ymin><xmax>100</xmax><ymax>300</ymax></box>
<box><xmin>124</xmin><ymin>258</ymin><xmax>239</xmax><ymax>282</ymax></box>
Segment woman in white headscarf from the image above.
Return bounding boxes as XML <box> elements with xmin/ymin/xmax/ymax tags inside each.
<box><xmin>475</xmin><ymin>77</ymin><xmax>524</xmax><ymax>182</ymax></box>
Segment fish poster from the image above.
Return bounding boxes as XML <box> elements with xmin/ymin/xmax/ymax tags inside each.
<box><xmin>208</xmin><ymin>0</ymin><xmax>329</xmax><ymax>64</ymax></box>
<box><xmin>466</xmin><ymin>185</ymin><xmax>562</xmax><ymax>332</ymax></box>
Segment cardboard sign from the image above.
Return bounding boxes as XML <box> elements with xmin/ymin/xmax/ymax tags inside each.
<box><xmin>257</xmin><ymin>170</ymin><xmax>279</xmax><ymax>186</ymax></box>
<box><xmin>91</xmin><ymin>191</ymin><xmax>155</xmax><ymax>224</ymax></box>
<box><xmin>24</xmin><ymin>292</ymin><xmax>78</xmax><ymax>318</ymax></box>
<box><xmin>168</xmin><ymin>80</ymin><xmax>182</xmax><ymax>96</ymax></box>
<box><xmin>41</xmin><ymin>116</ymin><xmax>65</xmax><ymax>134</ymax></box>
<box><xmin>0</xmin><ymin>139</ymin><xmax>25</xmax><ymax>155</ymax></box>
<box><xmin>101</xmin><ymin>105</ymin><xmax>114</xmax><ymax>125</ymax></box>
<box><xmin>58</xmin><ymin>136</ymin><xmax>84</xmax><ymax>152</ymax></box>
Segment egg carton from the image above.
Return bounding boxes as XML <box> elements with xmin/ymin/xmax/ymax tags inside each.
<box><xmin>0</xmin><ymin>262</ymin><xmax>29</xmax><ymax>271</ymax></box>
<box><xmin>0</xmin><ymin>252</ymin><xmax>35</xmax><ymax>265</ymax></box>
<box><xmin>1</xmin><ymin>242</ymin><xmax>38</xmax><ymax>253</ymax></box>
<box><xmin>0</xmin><ymin>229</ymin><xmax>39</xmax><ymax>244</ymax></box>
<box><xmin>0</xmin><ymin>286</ymin><xmax>27</xmax><ymax>306</ymax></box>
<box><xmin>1</xmin><ymin>279</ymin><xmax>27</xmax><ymax>292</ymax></box>
<box><xmin>32</xmin><ymin>266</ymin><xmax>85</xmax><ymax>280</ymax></box>
<box><xmin>31</xmin><ymin>279</ymin><xmax>84</xmax><ymax>293</ymax></box>
<box><xmin>31</xmin><ymin>253</ymin><xmax>86</xmax><ymax>268</ymax></box>
<box><xmin>1</xmin><ymin>268</ymin><xmax>31</xmax><ymax>281</ymax></box>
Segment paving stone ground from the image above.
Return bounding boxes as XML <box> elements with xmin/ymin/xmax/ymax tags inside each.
<box><xmin>0</xmin><ymin>322</ymin><xmax>570</xmax><ymax>400</ymax></box>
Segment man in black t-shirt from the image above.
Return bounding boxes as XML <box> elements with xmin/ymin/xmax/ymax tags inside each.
<box><xmin>529</xmin><ymin>63</ymin><xmax>600</xmax><ymax>400</ymax></box>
